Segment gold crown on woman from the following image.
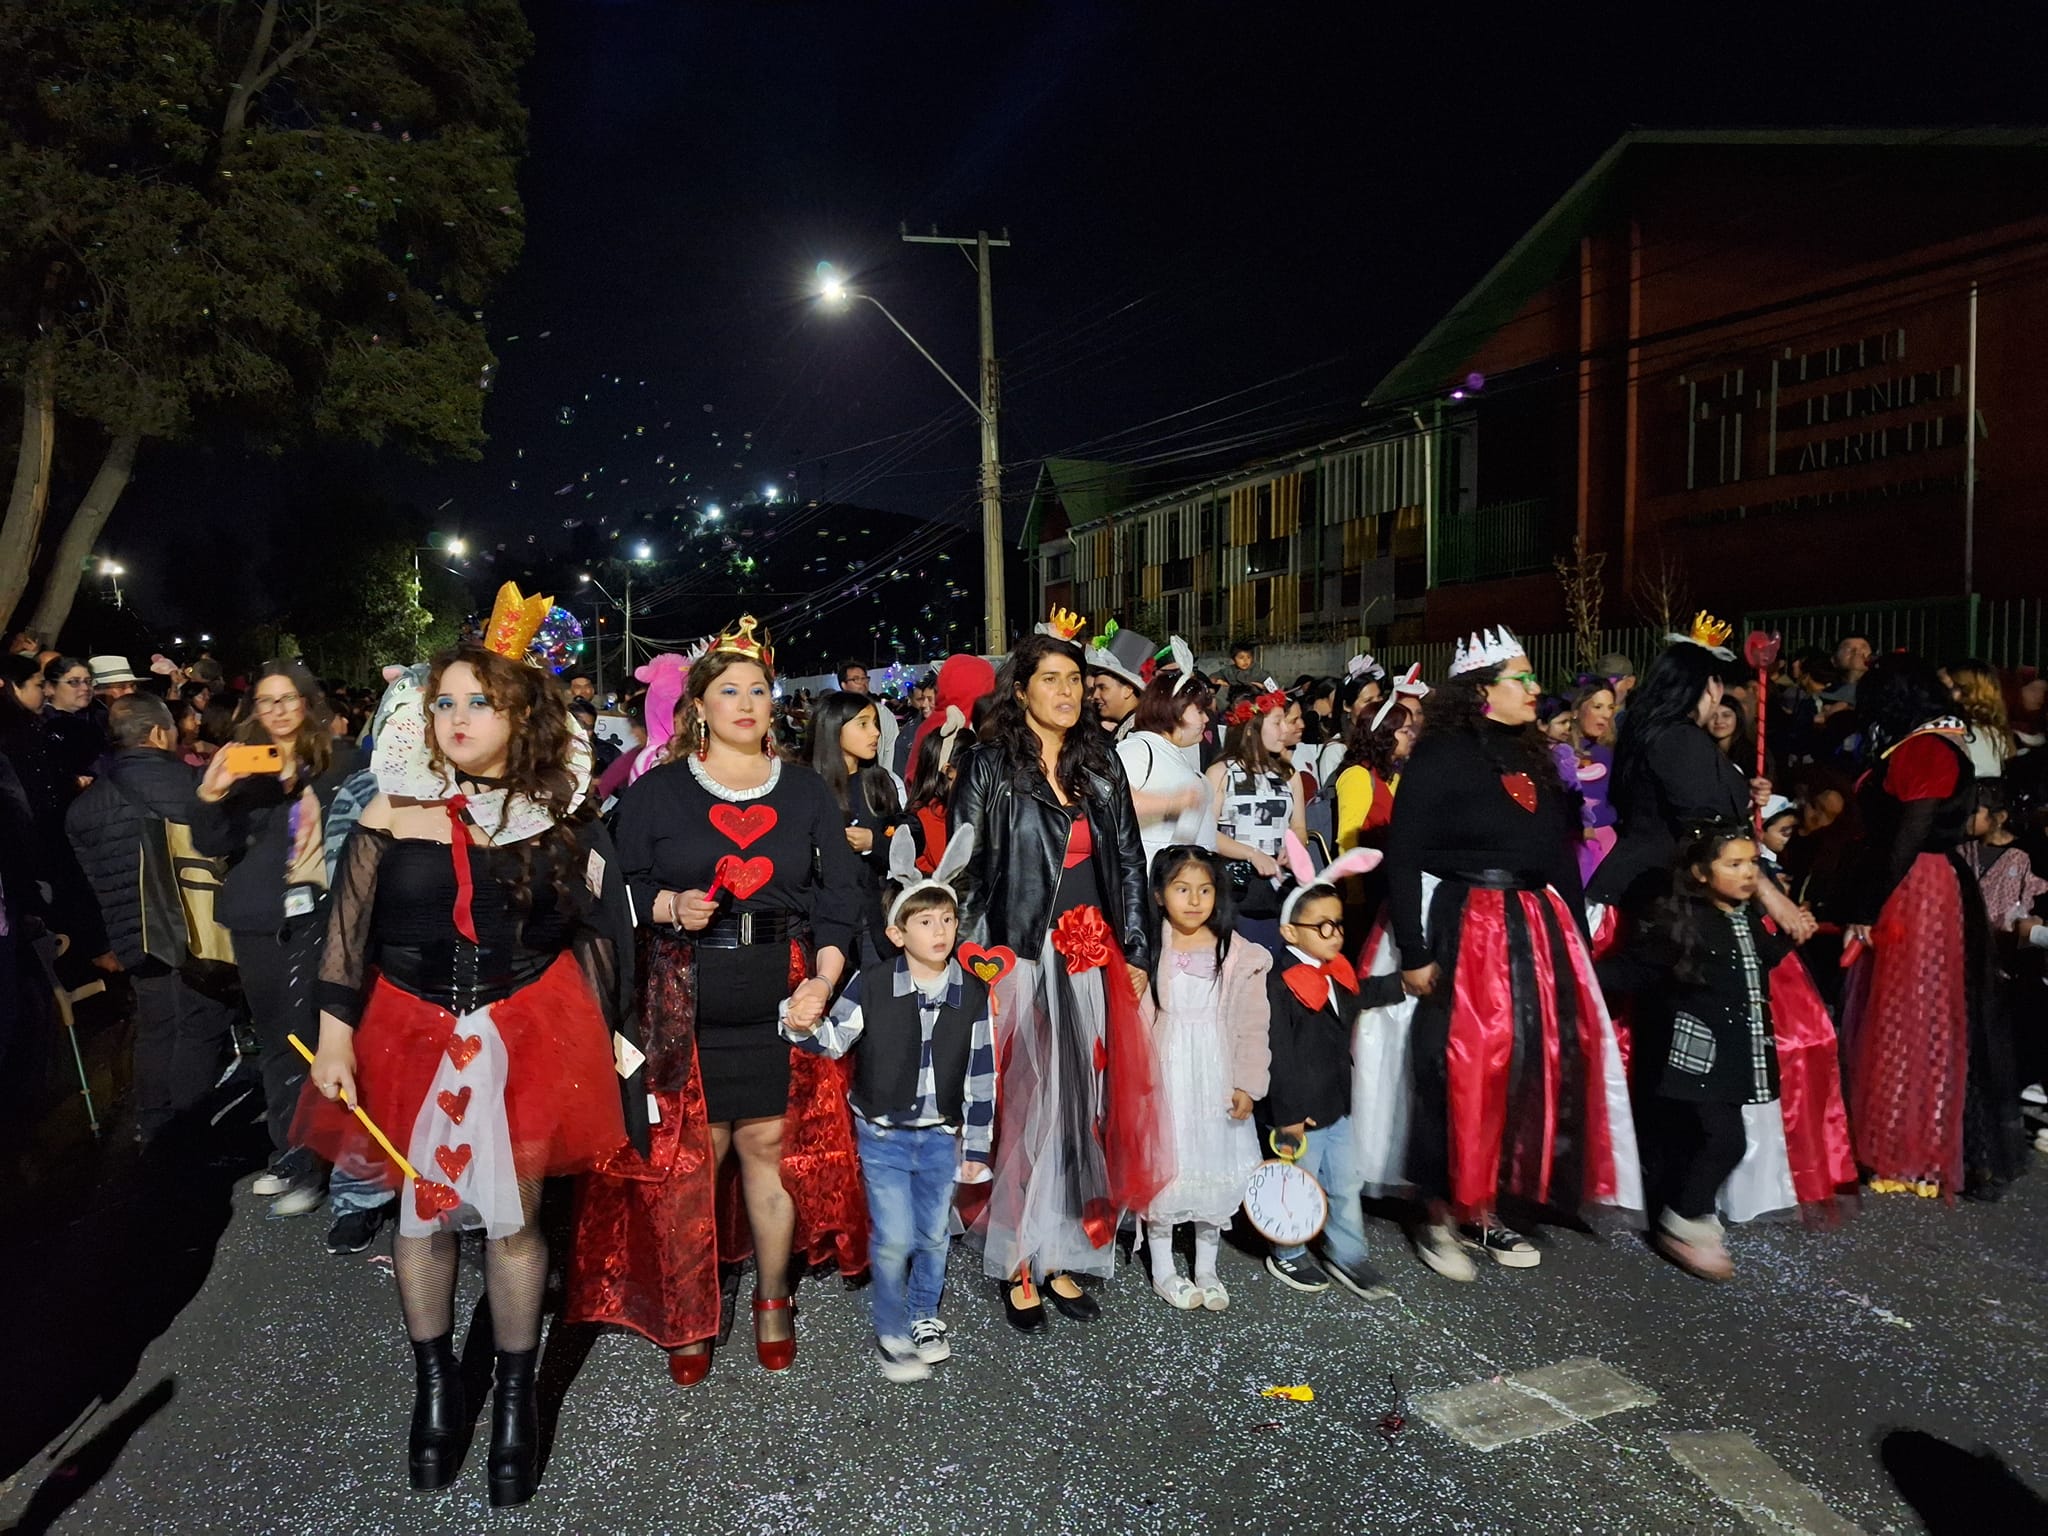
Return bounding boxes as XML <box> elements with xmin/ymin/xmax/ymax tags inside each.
<box><xmin>485</xmin><ymin>583</ymin><xmax>552</xmax><ymax>660</ymax></box>
<box><xmin>711</xmin><ymin>613</ymin><xmax>774</xmax><ymax>671</ymax></box>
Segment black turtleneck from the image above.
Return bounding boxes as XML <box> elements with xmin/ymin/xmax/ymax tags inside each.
<box><xmin>1384</xmin><ymin>724</ymin><xmax>1585</xmax><ymax>966</ymax></box>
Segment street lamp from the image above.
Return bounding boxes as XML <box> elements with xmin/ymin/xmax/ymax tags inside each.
<box><xmin>583</xmin><ymin>540</ymin><xmax>654</xmax><ymax>683</ymax></box>
<box><xmin>97</xmin><ymin>557</ymin><xmax>126</xmax><ymax>609</ymax></box>
<box><xmin>816</xmin><ymin>253</ymin><xmax>1009</xmax><ymax>651</ymax></box>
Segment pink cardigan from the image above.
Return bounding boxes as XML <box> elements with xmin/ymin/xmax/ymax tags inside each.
<box><xmin>1139</xmin><ymin>929</ymin><xmax>1273</xmax><ymax>1099</ymax></box>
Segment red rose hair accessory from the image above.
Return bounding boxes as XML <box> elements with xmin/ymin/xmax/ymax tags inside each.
<box><xmin>1229</xmin><ymin>688</ymin><xmax>1287</xmax><ymax>728</ymax></box>
<box><xmin>1050</xmin><ymin>905</ymin><xmax>1115</xmax><ymax>974</ymax></box>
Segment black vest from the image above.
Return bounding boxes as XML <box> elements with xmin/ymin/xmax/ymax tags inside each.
<box><xmin>848</xmin><ymin>965</ymin><xmax>989</xmax><ymax>1127</ymax></box>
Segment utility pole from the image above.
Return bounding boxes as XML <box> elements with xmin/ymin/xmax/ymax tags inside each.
<box><xmin>903</xmin><ymin>225</ymin><xmax>1011</xmax><ymax>654</ymax></box>
<box><xmin>591</xmin><ymin>605</ymin><xmax>605</xmax><ymax>700</ymax></box>
<box><xmin>622</xmin><ymin>576</ymin><xmax>634</xmax><ymax>677</ymax></box>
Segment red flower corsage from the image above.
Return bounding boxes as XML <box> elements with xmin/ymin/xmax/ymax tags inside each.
<box><xmin>1050</xmin><ymin>906</ymin><xmax>1115</xmax><ymax>974</ymax></box>
<box><xmin>1225</xmin><ymin>689</ymin><xmax>1287</xmax><ymax>728</ymax></box>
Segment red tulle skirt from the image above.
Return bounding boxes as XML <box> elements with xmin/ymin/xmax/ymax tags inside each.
<box><xmin>565</xmin><ymin>933</ymin><xmax>867</xmax><ymax>1351</ymax></box>
<box><xmin>1841</xmin><ymin>853</ymin><xmax>1973</xmax><ymax>1192</ymax></box>
<box><xmin>1769</xmin><ymin>953</ymin><xmax>1860</xmax><ymax>1209</ymax></box>
<box><xmin>293</xmin><ymin>954</ymin><xmax>626</xmax><ymax>1190</ymax></box>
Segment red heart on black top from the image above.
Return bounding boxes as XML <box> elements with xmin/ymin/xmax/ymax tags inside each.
<box><xmin>715</xmin><ymin>854</ymin><xmax>773</xmax><ymax>899</ymax></box>
<box><xmin>435</xmin><ymin>1144</ymin><xmax>473</xmax><ymax>1182</ymax></box>
<box><xmin>1500</xmin><ymin>772</ymin><xmax>1538</xmax><ymax>813</ymax></box>
<box><xmin>709</xmin><ymin>803</ymin><xmax>777</xmax><ymax>849</ymax></box>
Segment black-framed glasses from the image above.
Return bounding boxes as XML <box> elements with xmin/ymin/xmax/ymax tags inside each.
<box><xmin>1290</xmin><ymin>917</ymin><xmax>1344</xmax><ymax>939</ymax></box>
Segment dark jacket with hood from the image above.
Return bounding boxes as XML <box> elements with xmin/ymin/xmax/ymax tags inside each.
<box><xmin>65</xmin><ymin>747</ymin><xmax>203</xmax><ymax>969</ymax></box>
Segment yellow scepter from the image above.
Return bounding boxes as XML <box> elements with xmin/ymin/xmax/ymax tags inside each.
<box><xmin>288</xmin><ymin>1033</ymin><xmax>421</xmax><ymax>1182</ymax></box>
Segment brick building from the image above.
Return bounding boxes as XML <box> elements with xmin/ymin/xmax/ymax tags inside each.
<box><xmin>1027</xmin><ymin>129</ymin><xmax>2048</xmax><ymax>664</ymax></box>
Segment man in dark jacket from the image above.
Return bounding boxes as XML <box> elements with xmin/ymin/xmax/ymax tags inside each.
<box><xmin>66</xmin><ymin>694</ymin><xmax>234</xmax><ymax>1143</ymax></box>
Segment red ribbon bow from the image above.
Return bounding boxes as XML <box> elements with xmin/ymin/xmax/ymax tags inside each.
<box><xmin>444</xmin><ymin>796</ymin><xmax>479</xmax><ymax>944</ymax></box>
<box><xmin>1282</xmin><ymin>956</ymin><xmax>1358</xmax><ymax>1011</ymax></box>
<box><xmin>1049</xmin><ymin>906</ymin><xmax>1115</xmax><ymax>974</ymax></box>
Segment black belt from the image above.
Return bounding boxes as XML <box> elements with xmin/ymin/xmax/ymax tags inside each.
<box><xmin>695</xmin><ymin>909</ymin><xmax>808</xmax><ymax>949</ymax></box>
<box><xmin>1445</xmin><ymin>868</ymin><xmax>1543</xmax><ymax>891</ymax></box>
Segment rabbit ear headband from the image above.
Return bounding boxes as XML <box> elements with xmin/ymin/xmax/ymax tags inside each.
<box><xmin>885</xmin><ymin>824</ymin><xmax>977</xmax><ymax>929</ymax></box>
<box><xmin>1276</xmin><ymin>829</ymin><xmax>1384</xmax><ymax>927</ymax></box>
<box><xmin>1167</xmin><ymin>635</ymin><xmax>1197</xmax><ymax>694</ymax></box>
<box><xmin>1369</xmin><ymin>663</ymin><xmax>1429</xmax><ymax>732</ymax></box>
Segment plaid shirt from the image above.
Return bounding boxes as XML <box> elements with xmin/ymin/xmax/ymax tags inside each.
<box><xmin>789</xmin><ymin>958</ymin><xmax>996</xmax><ymax>1160</ymax></box>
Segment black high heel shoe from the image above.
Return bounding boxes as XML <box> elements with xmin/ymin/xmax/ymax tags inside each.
<box><xmin>487</xmin><ymin>1348</ymin><xmax>540</xmax><ymax>1507</ymax></box>
<box><xmin>1045</xmin><ymin>1273</ymin><xmax>1100</xmax><ymax>1322</ymax></box>
<box><xmin>1001</xmin><ymin>1278</ymin><xmax>1048</xmax><ymax>1333</ymax></box>
<box><xmin>408</xmin><ymin>1334</ymin><xmax>465</xmax><ymax>1491</ymax></box>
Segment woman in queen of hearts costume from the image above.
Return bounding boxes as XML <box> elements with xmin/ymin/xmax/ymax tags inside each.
<box><xmin>1362</xmin><ymin>624</ymin><xmax>1641</xmax><ymax>1281</ymax></box>
<box><xmin>568</xmin><ymin>615</ymin><xmax>869</xmax><ymax>1383</ymax></box>
<box><xmin>302</xmin><ymin>585</ymin><xmax>640</xmax><ymax>1507</ymax></box>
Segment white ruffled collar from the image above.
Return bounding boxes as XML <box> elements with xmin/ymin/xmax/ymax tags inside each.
<box><xmin>687</xmin><ymin>755</ymin><xmax>781</xmax><ymax>803</ymax></box>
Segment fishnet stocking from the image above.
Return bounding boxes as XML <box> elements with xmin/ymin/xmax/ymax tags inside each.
<box><xmin>392</xmin><ymin>1179</ymin><xmax>548</xmax><ymax>1347</ymax></box>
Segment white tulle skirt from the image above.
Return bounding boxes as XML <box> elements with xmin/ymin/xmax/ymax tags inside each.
<box><xmin>1144</xmin><ymin>970</ymin><xmax>1259</xmax><ymax>1228</ymax></box>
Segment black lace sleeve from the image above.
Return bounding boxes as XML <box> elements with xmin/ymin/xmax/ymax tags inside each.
<box><xmin>569</xmin><ymin>816</ymin><xmax>650</xmax><ymax>1156</ymax></box>
<box><xmin>316</xmin><ymin>824</ymin><xmax>392</xmax><ymax>1027</ymax></box>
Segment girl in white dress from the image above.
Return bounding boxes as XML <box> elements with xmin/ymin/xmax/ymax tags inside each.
<box><xmin>1137</xmin><ymin>845</ymin><xmax>1271</xmax><ymax>1310</ymax></box>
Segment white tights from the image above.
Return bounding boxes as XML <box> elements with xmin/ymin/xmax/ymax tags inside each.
<box><xmin>1144</xmin><ymin>1219</ymin><xmax>1222</xmax><ymax>1283</ymax></box>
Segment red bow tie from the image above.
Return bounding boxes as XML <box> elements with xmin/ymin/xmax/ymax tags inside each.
<box><xmin>1283</xmin><ymin>956</ymin><xmax>1358</xmax><ymax>1011</ymax></box>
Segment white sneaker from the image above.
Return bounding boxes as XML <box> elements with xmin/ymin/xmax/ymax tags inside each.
<box><xmin>250</xmin><ymin>1169</ymin><xmax>293</xmax><ymax>1197</ymax></box>
<box><xmin>268</xmin><ymin>1177</ymin><xmax>325</xmax><ymax>1218</ymax></box>
<box><xmin>909</xmin><ymin>1318</ymin><xmax>951</xmax><ymax>1364</ymax></box>
<box><xmin>1195</xmin><ymin>1277</ymin><xmax>1230</xmax><ymax>1312</ymax></box>
<box><xmin>1416</xmin><ymin>1224</ymin><xmax>1477</xmax><ymax>1282</ymax></box>
<box><xmin>875</xmin><ymin>1336</ymin><xmax>931</xmax><ymax>1383</ymax></box>
<box><xmin>1152</xmin><ymin>1273</ymin><xmax>1203</xmax><ymax>1310</ymax></box>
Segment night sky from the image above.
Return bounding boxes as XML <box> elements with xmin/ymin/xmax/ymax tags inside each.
<box><xmin>112</xmin><ymin>1</ymin><xmax>2048</xmax><ymax>647</ymax></box>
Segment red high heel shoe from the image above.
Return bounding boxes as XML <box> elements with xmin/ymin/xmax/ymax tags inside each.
<box><xmin>667</xmin><ymin>1345</ymin><xmax>712</xmax><ymax>1387</ymax></box>
<box><xmin>752</xmin><ymin>1295</ymin><xmax>796</xmax><ymax>1371</ymax></box>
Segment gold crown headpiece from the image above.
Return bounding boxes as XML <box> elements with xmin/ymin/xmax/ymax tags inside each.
<box><xmin>1036</xmin><ymin>605</ymin><xmax>1086</xmax><ymax>643</ymax></box>
<box><xmin>710</xmin><ymin>613</ymin><xmax>775</xmax><ymax>672</ymax></box>
<box><xmin>1689</xmin><ymin>610</ymin><xmax>1734</xmax><ymax>649</ymax></box>
<box><xmin>484</xmin><ymin>582</ymin><xmax>552</xmax><ymax>661</ymax></box>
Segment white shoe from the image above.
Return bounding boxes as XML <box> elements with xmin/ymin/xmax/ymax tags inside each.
<box><xmin>1416</xmin><ymin>1224</ymin><xmax>1477</xmax><ymax>1282</ymax></box>
<box><xmin>1195</xmin><ymin>1277</ymin><xmax>1230</xmax><ymax>1312</ymax></box>
<box><xmin>2021</xmin><ymin>1082</ymin><xmax>2047</xmax><ymax>1106</ymax></box>
<box><xmin>250</xmin><ymin>1169</ymin><xmax>292</xmax><ymax>1197</ymax></box>
<box><xmin>875</xmin><ymin>1336</ymin><xmax>931</xmax><ymax>1383</ymax></box>
<box><xmin>2034</xmin><ymin>1128</ymin><xmax>2048</xmax><ymax>1153</ymax></box>
<box><xmin>908</xmin><ymin>1318</ymin><xmax>951</xmax><ymax>1364</ymax></box>
<box><xmin>1153</xmin><ymin>1273</ymin><xmax>1203</xmax><ymax>1310</ymax></box>
<box><xmin>268</xmin><ymin>1178</ymin><xmax>325</xmax><ymax>1218</ymax></box>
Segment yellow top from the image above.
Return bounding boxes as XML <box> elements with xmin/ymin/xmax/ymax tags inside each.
<box><xmin>1334</xmin><ymin>764</ymin><xmax>1399</xmax><ymax>851</ymax></box>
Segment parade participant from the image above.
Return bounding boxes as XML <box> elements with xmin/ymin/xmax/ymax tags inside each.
<box><xmin>193</xmin><ymin>658</ymin><xmax>359</xmax><ymax>1216</ymax></box>
<box><xmin>908</xmin><ymin>652</ymin><xmax>997</xmax><ymax>767</ymax></box>
<box><xmin>1117</xmin><ymin>640</ymin><xmax>1216</xmax><ymax>877</ymax></box>
<box><xmin>1084</xmin><ymin>623</ymin><xmax>1156</xmax><ymax>743</ymax></box>
<box><xmin>1331</xmin><ymin>684</ymin><xmax>1419</xmax><ymax>938</ymax></box>
<box><xmin>1259</xmin><ymin>855</ymin><xmax>1403</xmax><ymax>1299</ymax></box>
<box><xmin>1599</xmin><ymin>825</ymin><xmax>1845</xmax><ymax>1280</ymax></box>
<box><xmin>950</xmin><ymin>619</ymin><xmax>1164</xmax><ymax>1330</ymax></box>
<box><xmin>1964</xmin><ymin>782</ymin><xmax>2048</xmax><ymax>1124</ymax></box>
<box><xmin>785</xmin><ymin>832</ymin><xmax>994</xmax><ymax>1381</ymax></box>
<box><xmin>1947</xmin><ymin>659</ymin><xmax>2013</xmax><ymax>780</ymax></box>
<box><xmin>626</xmin><ymin>649</ymin><xmax>697</xmax><ymax>786</ymax></box>
<box><xmin>569</xmin><ymin>615</ymin><xmax>869</xmax><ymax>1384</ymax></box>
<box><xmin>905</xmin><ymin>705</ymin><xmax>967</xmax><ymax>873</ymax></box>
<box><xmin>1336</xmin><ymin>653</ymin><xmax>1389</xmax><ymax>728</ymax></box>
<box><xmin>1379</xmin><ymin>626</ymin><xmax>1640</xmax><ymax>1281</ymax></box>
<box><xmin>1555</xmin><ymin>678</ymin><xmax>1619</xmax><ymax>883</ymax></box>
<box><xmin>811</xmin><ymin>688</ymin><xmax>910</xmax><ymax>963</ymax></box>
<box><xmin>299</xmin><ymin>588</ymin><xmax>636</xmax><ymax>1506</ymax></box>
<box><xmin>1841</xmin><ymin>657</ymin><xmax>2024</xmax><ymax>1199</ymax></box>
<box><xmin>1137</xmin><ymin>845</ymin><xmax>1269</xmax><ymax>1311</ymax></box>
<box><xmin>1206</xmin><ymin>685</ymin><xmax>1306</xmax><ymax>953</ymax></box>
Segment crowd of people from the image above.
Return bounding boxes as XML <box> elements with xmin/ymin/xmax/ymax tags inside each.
<box><xmin>2</xmin><ymin>601</ymin><xmax>2043</xmax><ymax>1508</ymax></box>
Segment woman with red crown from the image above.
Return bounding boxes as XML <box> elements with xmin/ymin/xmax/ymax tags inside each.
<box><xmin>300</xmin><ymin>584</ymin><xmax>640</xmax><ymax>1508</ymax></box>
<box><xmin>1372</xmin><ymin>624</ymin><xmax>1641</xmax><ymax>1281</ymax></box>
<box><xmin>948</xmin><ymin>610</ymin><xmax>1167</xmax><ymax>1330</ymax></box>
<box><xmin>567</xmin><ymin>614</ymin><xmax>869</xmax><ymax>1383</ymax></box>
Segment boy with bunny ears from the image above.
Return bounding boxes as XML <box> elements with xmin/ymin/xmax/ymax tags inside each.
<box><xmin>783</xmin><ymin>829</ymin><xmax>994</xmax><ymax>1382</ymax></box>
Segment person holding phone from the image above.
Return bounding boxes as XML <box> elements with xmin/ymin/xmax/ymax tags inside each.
<box><xmin>193</xmin><ymin>658</ymin><xmax>358</xmax><ymax>1215</ymax></box>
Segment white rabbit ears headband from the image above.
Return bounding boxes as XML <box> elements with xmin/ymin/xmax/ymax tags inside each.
<box><xmin>885</xmin><ymin>824</ymin><xmax>976</xmax><ymax>929</ymax></box>
<box><xmin>1369</xmin><ymin>663</ymin><xmax>1429</xmax><ymax>732</ymax></box>
<box><xmin>1275</xmin><ymin>829</ymin><xmax>1384</xmax><ymax>927</ymax></box>
<box><xmin>1166</xmin><ymin>634</ymin><xmax>1197</xmax><ymax>693</ymax></box>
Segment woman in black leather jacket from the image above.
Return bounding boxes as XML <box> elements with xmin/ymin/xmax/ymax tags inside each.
<box><xmin>951</xmin><ymin>628</ymin><xmax>1166</xmax><ymax>1331</ymax></box>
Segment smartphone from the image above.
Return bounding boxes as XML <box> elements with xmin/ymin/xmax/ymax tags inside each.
<box><xmin>221</xmin><ymin>743</ymin><xmax>283</xmax><ymax>775</ymax></box>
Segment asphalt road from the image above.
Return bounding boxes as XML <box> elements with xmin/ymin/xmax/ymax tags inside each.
<box><xmin>0</xmin><ymin>1094</ymin><xmax>2044</xmax><ymax>1535</ymax></box>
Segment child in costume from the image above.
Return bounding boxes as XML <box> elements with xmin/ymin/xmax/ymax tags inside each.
<box><xmin>785</xmin><ymin>831</ymin><xmax>995</xmax><ymax>1381</ymax></box>
<box><xmin>1137</xmin><ymin>844</ymin><xmax>1270</xmax><ymax>1311</ymax></box>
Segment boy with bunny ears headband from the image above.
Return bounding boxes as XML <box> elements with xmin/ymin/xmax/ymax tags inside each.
<box><xmin>781</xmin><ymin>827</ymin><xmax>995</xmax><ymax>1382</ymax></box>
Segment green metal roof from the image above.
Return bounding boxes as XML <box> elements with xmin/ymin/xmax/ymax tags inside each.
<box><xmin>1366</xmin><ymin>126</ymin><xmax>2048</xmax><ymax>409</ymax></box>
<box><xmin>1019</xmin><ymin>457</ymin><xmax>1138</xmax><ymax>549</ymax></box>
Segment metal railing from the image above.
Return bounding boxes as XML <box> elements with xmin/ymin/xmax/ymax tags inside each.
<box><xmin>1431</xmin><ymin>498</ymin><xmax>1551</xmax><ymax>586</ymax></box>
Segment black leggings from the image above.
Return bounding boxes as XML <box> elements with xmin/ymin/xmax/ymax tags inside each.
<box><xmin>1646</xmin><ymin>1098</ymin><xmax>1747</xmax><ymax>1222</ymax></box>
<box><xmin>234</xmin><ymin>919</ymin><xmax>322</xmax><ymax>1155</ymax></box>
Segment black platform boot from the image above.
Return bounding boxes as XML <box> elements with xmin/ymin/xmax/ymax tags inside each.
<box><xmin>408</xmin><ymin>1334</ymin><xmax>465</xmax><ymax>1491</ymax></box>
<box><xmin>487</xmin><ymin>1348</ymin><xmax>540</xmax><ymax>1507</ymax></box>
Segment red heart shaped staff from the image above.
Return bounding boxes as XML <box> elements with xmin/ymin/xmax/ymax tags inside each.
<box><xmin>1743</xmin><ymin>631</ymin><xmax>1782</xmax><ymax>838</ymax></box>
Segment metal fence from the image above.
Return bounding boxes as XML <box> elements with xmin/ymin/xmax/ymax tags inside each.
<box><xmin>1431</xmin><ymin>498</ymin><xmax>1551</xmax><ymax>585</ymax></box>
<box><xmin>1373</xmin><ymin>625</ymin><xmax>1666</xmax><ymax>691</ymax></box>
<box><xmin>1741</xmin><ymin>596</ymin><xmax>2046</xmax><ymax>671</ymax></box>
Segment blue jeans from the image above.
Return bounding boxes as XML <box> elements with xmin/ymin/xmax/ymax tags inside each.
<box><xmin>328</xmin><ymin>1164</ymin><xmax>395</xmax><ymax>1218</ymax></box>
<box><xmin>1274</xmin><ymin>1116</ymin><xmax>1369</xmax><ymax>1269</ymax></box>
<box><xmin>856</xmin><ymin>1117</ymin><xmax>957</xmax><ymax>1341</ymax></box>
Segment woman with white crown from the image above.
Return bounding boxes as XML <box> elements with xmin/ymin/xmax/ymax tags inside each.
<box><xmin>1374</xmin><ymin>625</ymin><xmax>1641</xmax><ymax>1281</ymax></box>
<box><xmin>300</xmin><ymin>584</ymin><xmax>639</xmax><ymax>1508</ymax></box>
